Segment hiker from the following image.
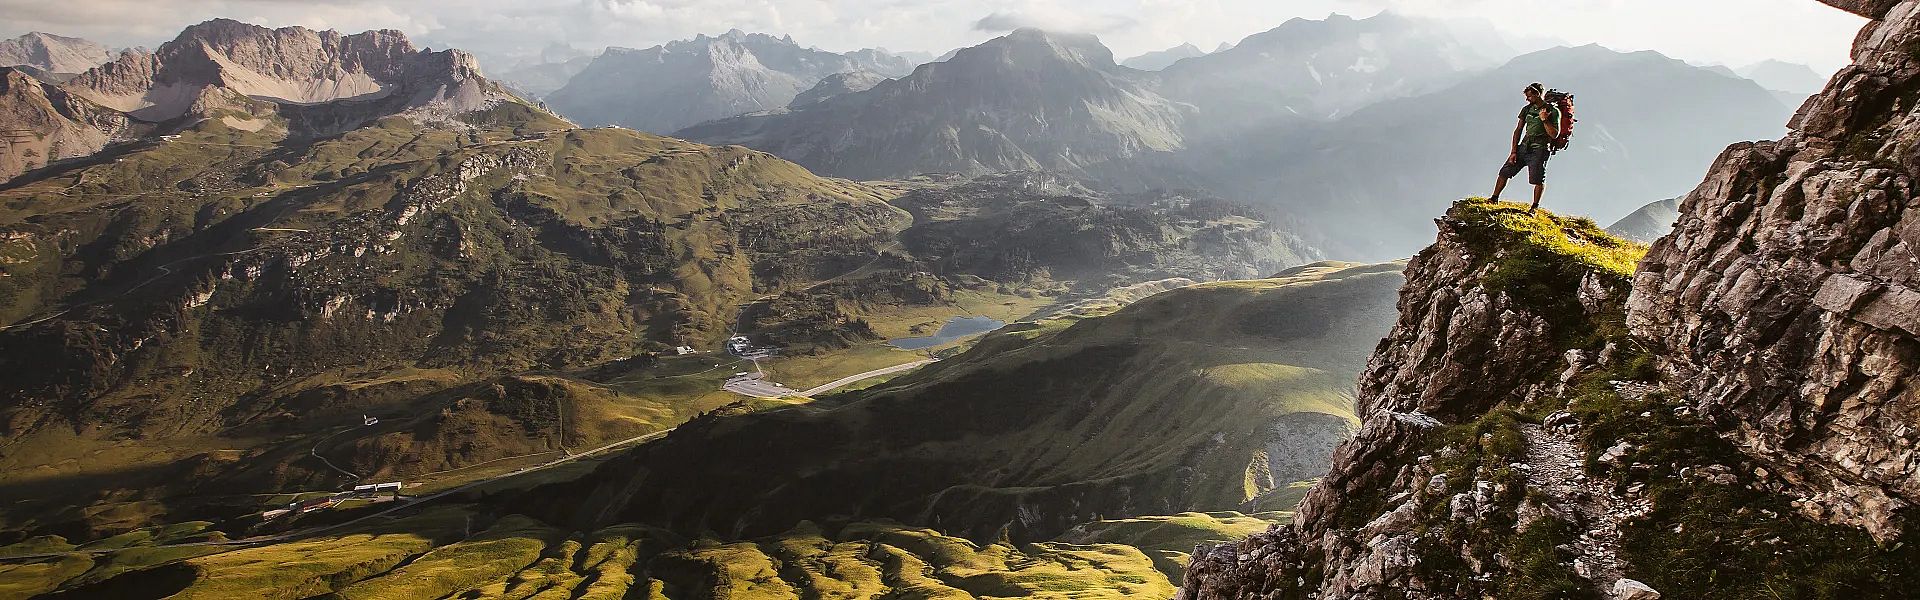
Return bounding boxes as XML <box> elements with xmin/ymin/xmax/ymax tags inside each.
<box><xmin>1490</xmin><ymin>82</ymin><xmax>1562</xmax><ymax>211</ymax></box>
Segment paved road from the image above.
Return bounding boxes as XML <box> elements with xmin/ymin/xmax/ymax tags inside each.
<box><xmin>723</xmin><ymin>374</ymin><xmax>799</xmax><ymax>398</ymax></box>
<box><xmin>799</xmin><ymin>359</ymin><xmax>937</xmax><ymax>397</ymax></box>
<box><xmin>0</xmin><ymin>428</ymin><xmax>675</xmax><ymax>562</ymax></box>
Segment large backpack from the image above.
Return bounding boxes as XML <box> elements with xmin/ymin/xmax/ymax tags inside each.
<box><xmin>1544</xmin><ymin>89</ymin><xmax>1576</xmax><ymax>152</ymax></box>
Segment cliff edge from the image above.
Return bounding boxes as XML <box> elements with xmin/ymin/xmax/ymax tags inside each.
<box><xmin>1181</xmin><ymin>2</ymin><xmax>1920</xmax><ymax>597</ymax></box>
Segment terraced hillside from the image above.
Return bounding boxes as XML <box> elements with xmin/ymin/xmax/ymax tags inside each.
<box><xmin>526</xmin><ymin>261</ymin><xmax>1402</xmax><ymax>545</ymax></box>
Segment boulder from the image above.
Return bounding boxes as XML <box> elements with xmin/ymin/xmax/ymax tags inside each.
<box><xmin>1611</xmin><ymin>578</ymin><xmax>1661</xmax><ymax>600</ymax></box>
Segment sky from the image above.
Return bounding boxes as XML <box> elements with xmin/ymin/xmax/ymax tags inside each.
<box><xmin>0</xmin><ymin>0</ymin><xmax>1867</xmax><ymax>74</ymax></box>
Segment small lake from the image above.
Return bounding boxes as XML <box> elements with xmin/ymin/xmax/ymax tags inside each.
<box><xmin>888</xmin><ymin>316</ymin><xmax>1007</xmax><ymax>350</ymax></box>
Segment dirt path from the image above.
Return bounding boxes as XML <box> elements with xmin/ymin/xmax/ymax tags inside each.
<box><xmin>1519</xmin><ymin>420</ymin><xmax>1634</xmax><ymax>590</ymax></box>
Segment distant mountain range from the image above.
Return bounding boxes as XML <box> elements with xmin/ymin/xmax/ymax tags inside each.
<box><xmin>0</xmin><ymin>32</ymin><xmax>115</xmax><ymax>74</ymax></box>
<box><xmin>1200</xmin><ymin>44</ymin><xmax>1792</xmax><ymax>258</ymax></box>
<box><xmin>1738</xmin><ymin>59</ymin><xmax>1829</xmax><ymax>94</ymax></box>
<box><xmin>1122</xmin><ymin>43</ymin><xmax>1207</xmax><ymax>70</ymax></box>
<box><xmin>1607</xmin><ymin>197</ymin><xmax>1683</xmax><ymax>243</ymax></box>
<box><xmin>679</xmin><ymin>28</ymin><xmax>1190</xmax><ymax>182</ymax></box>
<box><xmin>666</xmin><ymin>13</ymin><xmax>1790</xmax><ymax>258</ymax></box>
<box><xmin>541</xmin><ymin>30</ymin><xmax>924</xmax><ymax>133</ymax></box>
<box><xmin>0</xmin><ymin>18</ymin><xmax>518</xmax><ymax>183</ymax></box>
<box><xmin>1160</xmin><ymin>13</ymin><xmax>1514</xmax><ymax>130</ymax></box>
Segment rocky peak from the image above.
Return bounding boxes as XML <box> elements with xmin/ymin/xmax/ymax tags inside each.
<box><xmin>674</xmin><ymin>26</ymin><xmax>1187</xmax><ymax>181</ymax></box>
<box><xmin>0</xmin><ymin>20</ymin><xmax>521</xmax><ymax>183</ymax></box>
<box><xmin>1628</xmin><ymin>0</ymin><xmax>1920</xmax><ymax>541</ymax></box>
<box><xmin>0</xmin><ymin>32</ymin><xmax>115</xmax><ymax>74</ymax></box>
<box><xmin>547</xmin><ymin>30</ymin><xmax>864</xmax><ymax>132</ymax></box>
<box><xmin>958</xmin><ymin>28</ymin><xmax>1119</xmax><ymax>70</ymax></box>
<box><xmin>57</xmin><ymin>18</ymin><xmax>507</xmax><ymax>123</ymax></box>
<box><xmin>787</xmin><ymin>69</ymin><xmax>888</xmax><ymax>107</ymax></box>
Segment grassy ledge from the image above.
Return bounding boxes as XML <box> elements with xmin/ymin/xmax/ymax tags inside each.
<box><xmin>1449</xmin><ymin>197</ymin><xmax>1647</xmax><ymax>281</ymax></box>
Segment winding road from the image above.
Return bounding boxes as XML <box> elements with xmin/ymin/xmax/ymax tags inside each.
<box><xmin>798</xmin><ymin>359</ymin><xmax>937</xmax><ymax>397</ymax></box>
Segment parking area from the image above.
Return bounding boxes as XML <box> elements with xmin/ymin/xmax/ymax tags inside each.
<box><xmin>723</xmin><ymin>372</ymin><xmax>799</xmax><ymax>398</ymax></box>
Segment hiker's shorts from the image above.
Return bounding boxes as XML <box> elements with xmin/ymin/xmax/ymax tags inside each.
<box><xmin>1499</xmin><ymin>145</ymin><xmax>1550</xmax><ymax>185</ymax></box>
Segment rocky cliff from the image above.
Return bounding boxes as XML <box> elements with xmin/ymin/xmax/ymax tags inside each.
<box><xmin>1628</xmin><ymin>0</ymin><xmax>1920</xmax><ymax>542</ymax></box>
<box><xmin>1181</xmin><ymin>2</ymin><xmax>1920</xmax><ymax>598</ymax></box>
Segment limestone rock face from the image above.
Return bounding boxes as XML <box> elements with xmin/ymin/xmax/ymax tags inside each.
<box><xmin>63</xmin><ymin>18</ymin><xmax>504</xmax><ymax>122</ymax></box>
<box><xmin>0</xmin><ymin>19</ymin><xmax>520</xmax><ymax>183</ymax></box>
<box><xmin>1627</xmin><ymin>0</ymin><xmax>1920</xmax><ymax>541</ymax></box>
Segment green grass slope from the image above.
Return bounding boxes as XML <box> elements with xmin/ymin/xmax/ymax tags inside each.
<box><xmin>523</xmin><ymin>261</ymin><xmax>1403</xmax><ymax>544</ymax></box>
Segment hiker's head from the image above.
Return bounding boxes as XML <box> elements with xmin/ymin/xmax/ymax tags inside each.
<box><xmin>1524</xmin><ymin>83</ymin><xmax>1545</xmax><ymax>103</ymax></box>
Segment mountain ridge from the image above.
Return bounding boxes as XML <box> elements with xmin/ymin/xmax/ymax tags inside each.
<box><xmin>0</xmin><ymin>32</ymin><xmax>114</xmax><ymax>74</ymax></box>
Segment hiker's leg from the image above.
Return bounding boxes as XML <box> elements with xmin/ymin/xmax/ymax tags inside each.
<box><xmin>1527</xmin><ymin>148</ymin><xmax>1548</xmax><ymax>210</ymax></box>
<box><xmin>1493</xmin><ymin>157</ymin><xmax>1524</xmax><ymax>201</ymax></box>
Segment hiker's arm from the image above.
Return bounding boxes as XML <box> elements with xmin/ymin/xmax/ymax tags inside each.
<box><xmin>1542</xmin><ymin>108</ymin><xmax>1560</xmax><ymax>139</ymax></box>
<box><xmin>1510</xmin><ymin>120</ymin><xmax>1523</xmax><ymax>153</ymax></box>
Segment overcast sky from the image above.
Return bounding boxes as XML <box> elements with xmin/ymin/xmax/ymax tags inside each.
<box><xmin>0</xmin><ymin>0</ymin><xmax>1867</xmax><ymax>73</ymax></box>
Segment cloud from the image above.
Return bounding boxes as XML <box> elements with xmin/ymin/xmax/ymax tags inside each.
<box><xmin>972</xmin><ymin>7</ymin><xmax>1137</xmax><ymax>34</ymax></box>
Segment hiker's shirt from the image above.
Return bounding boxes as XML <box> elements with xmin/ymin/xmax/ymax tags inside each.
<box><xmin>1519</xmin><ymin>102</ymin><xmax>1562</xmax><ymax>149</ymax></box>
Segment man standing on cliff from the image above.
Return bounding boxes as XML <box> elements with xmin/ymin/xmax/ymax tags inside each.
<box><xmin>1489</xmin><ymin>82</ymin><xmax>1561</xmax><ymax>211</ymax></box>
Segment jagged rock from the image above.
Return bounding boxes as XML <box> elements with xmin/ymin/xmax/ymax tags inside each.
<box><xmin>1600</xmin><ymin>442</ymin><xmax>1634</xmax><ymax>464</ymax></box>
<box><xmin>1612</xmin><ymin>577</ymin><xmax>1662</xmax><ymax>599</ymax></box>
<box><xmin>1821</xmin><ymin>0</ymin><xmax>1903</xmax><ymax>17</ymax></box>
<box><xmin>1628</xmin><ymin>0</ymin><xmax>1920</xmax><ymax>541</ymax></box>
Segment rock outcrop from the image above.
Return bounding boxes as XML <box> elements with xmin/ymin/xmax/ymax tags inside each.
<box><xmin>1627</xmin><ymin>0</ymin><xmax>1920</xmax><ymax>541</ymax></box>
<box><xmin>1181</xmin><ymin>200</ymin><xmax>1644</xmax><ymax>599</ymax></box>
<box><xmin>1181</xmin><ymin>2</ymin><xmax>1920</xmax><ymax>598</ymax></box>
